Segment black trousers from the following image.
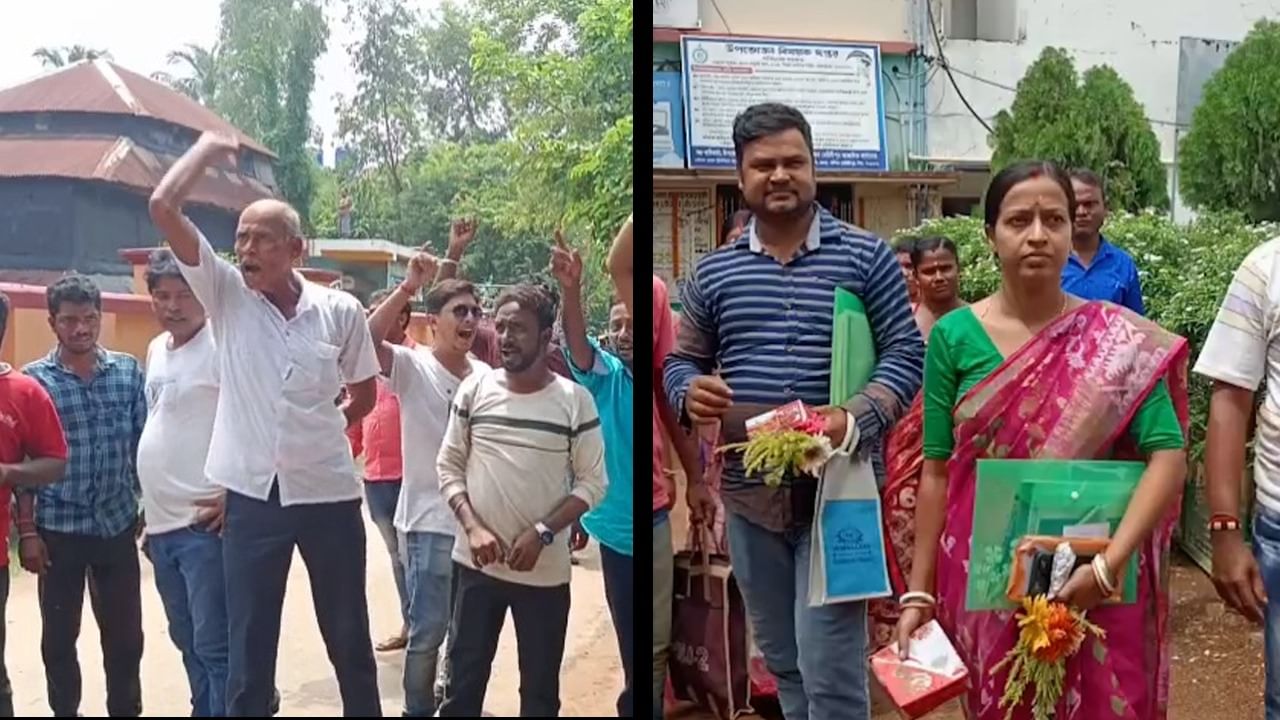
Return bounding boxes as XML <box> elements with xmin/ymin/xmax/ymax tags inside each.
<box><xmin>0</xmin><ymin>572</ymin><xmax>12</xmax><ymax>717</ymax></box>
<box><xmin>222</xmin><ymin>485</ymin><xmax>381</xmax><ymax>717</ymax></box>
<box><xmin>438</xmin><ymin>564</ymin><xmax>570</xmax><ymax>718</ymax></box>
<box><xmin>38</xmin><ymin>528</ymin><xmax>144</xmax><ymax>717</ymax></box>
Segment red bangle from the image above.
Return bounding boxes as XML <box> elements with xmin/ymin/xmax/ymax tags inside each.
<box><xmin>1209</xmin><ymin>515</ymin><xmax>1242</xmax><ymax>532</ymax></box>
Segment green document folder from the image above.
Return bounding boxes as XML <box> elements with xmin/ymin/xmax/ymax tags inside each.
<box><xmin>830</xmin><ymin>288</ymin><xmax>876</xmax><ymax>405</ymax></box>
<box><xmin>967</xmin><ymin>460</ymin><xmax>1143</xmax><ymax>611</ymax></box>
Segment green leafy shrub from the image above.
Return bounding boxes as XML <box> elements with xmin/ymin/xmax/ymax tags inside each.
<box><xmin>1179</xmin><ymin>20</ymin><xmax>1280</xmax><ymax>222</ymax></box>
<box><xmin>989</xmin><ymin>47</ymin><xmax>1168</xmax><ymax>212</ymax></box>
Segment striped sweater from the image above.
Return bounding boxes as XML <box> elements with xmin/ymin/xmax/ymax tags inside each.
<box><xmin>664</xmin><ymin>205</ymin><xmax>925</xmax><ymax>500</ymax></box>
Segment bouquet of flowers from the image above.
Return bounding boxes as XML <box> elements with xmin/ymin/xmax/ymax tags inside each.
<box><xmin>718</xmin><ymin>401</ymin><xmax>834</xmax><ymax>488</ymax></box>
<box><xmin>991</xmin><ymin>595</ymin><xmax>1105</xmax><ymax>720</ymax></box>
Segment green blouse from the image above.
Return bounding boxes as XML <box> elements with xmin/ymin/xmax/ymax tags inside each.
<box><xmin>922</xmin><ymin>307</ymin><xmax>1185</xmax><ymax>460</ymax></box>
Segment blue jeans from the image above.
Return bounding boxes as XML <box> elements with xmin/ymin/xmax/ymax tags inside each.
<box><xmin>726</xmin><ymin>511</ymin><xmax>869</xmax><ymax>720</ymax></box>
<box><xmin>147</xmin><ymin>526</ymin><xmax>228</xmax><ymax>717</ymax></box>
<box><xmin>365</xmin><ymin>480</ymin><xmax>409</xmax><ymax>628</ymax></box>
<box><xmin>399</xmin><ymin>531</ymin><xmax>454</xmax><ymax>717</ymax></box>
<box><xmin>1256</xmin><ymin>505</ymin><xmax>1280</xmax><ymax>718</ymax></box>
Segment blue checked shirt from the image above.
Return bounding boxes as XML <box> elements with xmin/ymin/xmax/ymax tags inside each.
<box><xmin>22</xmin><ymin>347</ymin><xmax>146</xmax><ymax>537</ymax></box>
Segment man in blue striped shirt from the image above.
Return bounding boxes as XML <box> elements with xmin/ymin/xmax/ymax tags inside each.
<box><xmin>20</xmin><ymin>275</ymin><xmax>146</xmax><ymax>717</ymax></box>
<box><xmin>664</xmin><ymin>103</ymin><xmax>924</xmax><ymax>720</ymax></box>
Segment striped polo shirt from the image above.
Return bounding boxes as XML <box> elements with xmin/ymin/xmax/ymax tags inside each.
<box><xmin>664</xmin><ymin>205</ymin><xmax>924</xmax><ymax>492</ymax></box>
<box><xmin>1194</xmin><ymin>237</ymin><xmax>1280</xmax><ymax>513</ymax></box>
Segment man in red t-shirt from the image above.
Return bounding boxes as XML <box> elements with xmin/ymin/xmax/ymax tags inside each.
<box><xmin>0</xmin><ymin>290</ymin><xmax>70</xmax><ymax>716</ymax></box>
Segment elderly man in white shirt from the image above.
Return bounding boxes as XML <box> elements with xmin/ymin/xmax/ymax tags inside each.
<box><xmin>149</xmin><ymin>132</ymin><xmax>383</xmax><ymax>717</ymax></box>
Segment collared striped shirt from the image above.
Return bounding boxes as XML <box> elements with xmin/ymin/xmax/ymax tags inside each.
<box><xmin>663</xmin><ymin>205</ymin><xmax>924</xmax><ymax>493</ymax></box>
<box><xmin>1194</xmin><ymin>237</ymin><xmax>1280</xmax><ymax>514</ymax></box>
<box><xmin>22</xmin><ymin>347</ymin><xmax>145</xmax><ymax>537</ymax></box>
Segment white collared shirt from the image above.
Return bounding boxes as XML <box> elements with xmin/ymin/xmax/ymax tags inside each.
<box><xmin>176</xmin><ymin>233</ymin><xmax>380</xmax><ymax>505</ymax></box>
<box><xmin>746</xmin><ymin>212</ymin><xmax>822</xmax><ymax>255</ymax></box>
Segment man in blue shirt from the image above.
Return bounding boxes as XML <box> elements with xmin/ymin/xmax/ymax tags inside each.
<box><xmin>20</xmin><ymin>274</ymin><xmax>147</xmax><ymax>718</ymax></box>
<box><xmin>549</xmin><ymin>230</ymin><xmax>638</xmax><ymax>717</ymax></box>
<box><xmin>1061</xmin><ymin>169</ymin><xmax>1146</xmax><ymax>314</ymax></box>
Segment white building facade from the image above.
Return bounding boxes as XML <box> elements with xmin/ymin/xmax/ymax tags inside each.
<box><xmin>925</xmin><ymin>0</ymin><xmax>1280</xmax><ymax>219</ymax></box>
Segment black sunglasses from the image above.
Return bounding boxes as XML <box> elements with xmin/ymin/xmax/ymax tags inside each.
<box><xmin>449</xmin><ymin>304</ymin><xmax>483</xmax><ymax>320</ymax></box>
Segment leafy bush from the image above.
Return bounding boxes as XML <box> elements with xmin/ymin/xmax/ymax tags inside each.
<box><xmin>989</xmin><ymin>47</ymin><xmax>1168</xmax><ymax>212</ymax></box>
<box><xmin>1179</xmin><ymin>20</ymin><xmax>1280</xmax><ymax>222</ymax></box>
<box><xmin>896</xmin><ymin>212</ymin><xmax>1277</xmax><ymax>460</ymax></box>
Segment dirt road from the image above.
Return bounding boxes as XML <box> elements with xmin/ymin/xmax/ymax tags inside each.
<box><xmin>3</xmin><ymin>514</ymin><xmax>622</xmax><ymax>717</ymax></box>
<box><xmin>669</xmin><ymin>552</ymin><xmax>1266</xmax><ymax>720</ymax></box>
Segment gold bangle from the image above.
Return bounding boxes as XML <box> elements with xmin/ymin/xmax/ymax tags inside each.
<box><xmin>1091</xmin><ymin>554</ymin><xmax>1117</xmax><ymax>596</ymax></box>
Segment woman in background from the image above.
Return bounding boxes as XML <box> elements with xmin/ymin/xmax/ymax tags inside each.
<box><xmin>894</xmin><ymin>236</ymin><xmax>921</xmax><ymax>308</ymax></box>
<box><xmin>870</xmin><ymin>235</ymin><xmax>966</xmax><ymax>648</ymax></box>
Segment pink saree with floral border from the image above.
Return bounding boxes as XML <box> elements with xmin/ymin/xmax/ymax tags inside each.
<box><xmin>934</xmin><ymin>301</ymin><xmax>1190</xmax><ymax>720</ymax></box>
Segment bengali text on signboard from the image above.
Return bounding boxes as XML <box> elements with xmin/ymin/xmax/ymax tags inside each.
<box><xmin>681</xmin><ymin>37</ymin><xmax>888</xmax><ymax>171</ymax></box>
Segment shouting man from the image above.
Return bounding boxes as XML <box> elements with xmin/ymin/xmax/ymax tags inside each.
<box><xmin>436</xmin><ymin>284</ymin><xmax>606</xmax><ymax>717</ymax></box>
<box><xmin>367</xmin><ymin>241</ymin><xmax>488</xmax><ymax>717</ymax></box>
<box><xmin>149</xmin><ymin>132</ymin><xmax>382</xmax><ymax>716</ymax></box>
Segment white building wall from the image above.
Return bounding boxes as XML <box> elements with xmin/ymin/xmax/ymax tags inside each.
<box><xmin>924</xmin><ymin>0</ymin><xmax>1280</xmax><ymax>217</ymax></box>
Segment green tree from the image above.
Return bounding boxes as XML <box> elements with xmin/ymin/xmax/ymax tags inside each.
<box><xmin>990</xmin><ymin>47</ymin><xmax>1168</xmax><ymax>212</ymax></box>
<box><xmin>1180</xmin><ymin>19</ymin><xmax>1280</xmax><ymax>222</ymax></box>
<box><xmin>152</xmin><ymin>44</ymin><xmax>222</xmax><ymax>105</ymax></box>
<box><xmin>215</xmin><ymin>0</ymin><xmax>328</xmax><ymax>225</ymax></box>
<box><xmin>466</xmin><ymin>0</ymin><xmax>633</xmax><ymax>322</ymax></box>
<box><xmin>337</xmin><ymin>0</ymin><xmax>426</xmax><ymax>196</ymax></box>
<box><xmin>469</xmin><ymin>0</ymin><xmax>632</xmax><ymax>233</ymax></box>
<box><xmin>33</xmin><ymin>45</ymin><xmax>112</xmax><ymax>68</ymax></box>
<box><xmin>418</xmin><ymin>2</ymin><xmax>507</xmax><ymax>142</ymax></box>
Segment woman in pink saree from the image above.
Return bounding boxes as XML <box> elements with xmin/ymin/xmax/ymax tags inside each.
<box><xmin>871</xmin><ymin>236</ymin><xmax>967</xmax><ymax>649</ymax></box>
<box><xmin>895</xmin><ymin>161</ymin><xmax>1189</xmax><ymax>720</ymax></box>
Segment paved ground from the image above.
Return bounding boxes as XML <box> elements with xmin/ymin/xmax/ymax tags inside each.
<box><xmin>667</xmin><ymin>552</ymin><xmax>1266</xmax><ymax>720</ymax></box>
<box><xmin>3</xmin><ymin>513</ymin><xmax>622</xmax><ymax>717</ymax></box>
<box><xmin>664</xmin><ymin>470</ymin><xmax>1265</xmax><ymax>720</ymax></box>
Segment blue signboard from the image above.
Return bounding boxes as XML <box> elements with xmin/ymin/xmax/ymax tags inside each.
<box><xmin>653</xmin><ymin>71</ymin><xmax>687</xmax><ymax>169</ymax></box>
<box><xmin>681</xmin><ymin>36</ymin><xmax>888</xmax><ymax>172</ymax></box>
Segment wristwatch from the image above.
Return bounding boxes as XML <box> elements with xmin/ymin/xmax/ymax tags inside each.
<box><xmin>534</xmin><ymin>522</ymin><xmax>555</xmax><ymax>546</ymax></box>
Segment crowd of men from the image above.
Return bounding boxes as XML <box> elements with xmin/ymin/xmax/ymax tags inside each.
<box><xmin>0</xmin><ymin>130</ymin><xmax>637</xmax><ymax>718</ymax></box>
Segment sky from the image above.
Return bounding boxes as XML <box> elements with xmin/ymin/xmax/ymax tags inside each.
<box><xmin>0</xmin><ymin>0</ymin><xmax>445</xmax><ymax>163</ymax></box>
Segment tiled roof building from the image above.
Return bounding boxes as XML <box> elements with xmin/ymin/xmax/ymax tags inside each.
<box><xmin>0</xmin><ymin>60</ymin><xmax>278</xmax><ymax>291</ymax></box>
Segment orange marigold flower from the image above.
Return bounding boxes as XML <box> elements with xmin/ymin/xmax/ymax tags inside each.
<box><xmin>1031</xmin><ymin>602</ymin><xmax>1086</xmax><ymax>663</ymax></box>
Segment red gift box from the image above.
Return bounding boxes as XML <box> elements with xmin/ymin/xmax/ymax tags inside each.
<box><xmin>870</xmin><ymin>620</ymin><xmax>968</xmax><ymax>719</ymax></box>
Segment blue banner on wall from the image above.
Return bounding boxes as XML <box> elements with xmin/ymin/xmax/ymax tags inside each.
<box><xmin>653</xmin><ymin>71</ymin><xmax>687</xmax><ymax>169</ymax></box>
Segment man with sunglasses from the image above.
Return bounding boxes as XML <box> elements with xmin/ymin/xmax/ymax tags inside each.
<box><xmin>366</xmin><ymin>246</ymin><xmax>489</xmax><ymax>719</ymax></box>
